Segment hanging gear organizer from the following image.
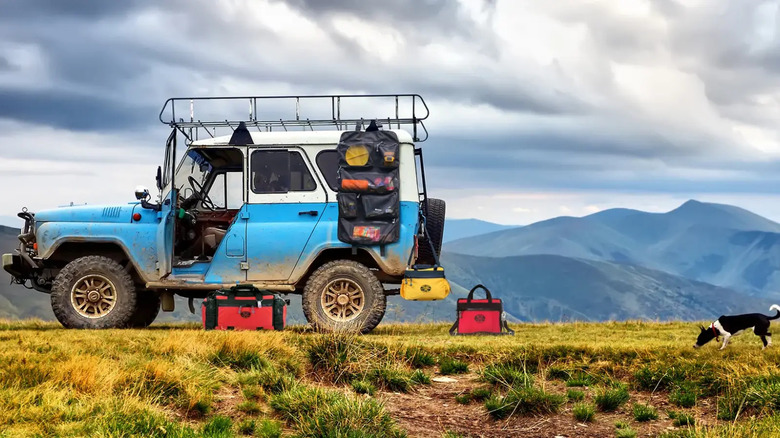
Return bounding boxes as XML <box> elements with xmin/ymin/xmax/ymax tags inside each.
<box><xmin>337</xmin><ymin>130</ymin><xmax>401</xmax><ymax>245</ymax></box>
<box><xmin>449</xmin><ymin>284</ymin><xmax>514</xmax><ymax>335</ymax></box>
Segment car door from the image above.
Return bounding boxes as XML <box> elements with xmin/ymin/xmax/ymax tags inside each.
<box><xmin>245</xmin><ymin>148</ymin><xmax>327</xmax><ymax>281</ymax></box>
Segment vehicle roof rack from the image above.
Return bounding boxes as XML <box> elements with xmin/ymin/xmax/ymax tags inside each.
<box><xmin>159</xmin><ymin>94</ymin><xmax>430</xmax><ymax>142</ymax></box>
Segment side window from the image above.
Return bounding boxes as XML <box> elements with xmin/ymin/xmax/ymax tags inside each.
<box><xmin>251</xmin><ymin>150</ymin><xmax>316</xmax><ymax>194</ymax></box>
<box><xmin>316</xmin><ymin>150</ymin><xmax>339</xmax><ymax>191</ymax></box>
<box><xmin>205</xmin><ymin>171</ymin><xmax>244</xmax><ymax>209</ymax></box>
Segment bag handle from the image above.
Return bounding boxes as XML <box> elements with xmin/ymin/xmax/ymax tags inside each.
<box><xmin>227</xmin><ymin>284</ymin><xmax>263</xmax><ymax>299</ymax></box>
<box><xmin>467</xmin><ymin>284</ymin><xmax>493</xmax><ymax>303</ymax></box>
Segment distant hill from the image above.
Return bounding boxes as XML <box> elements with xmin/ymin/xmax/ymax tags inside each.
<box><xmin>443</xmin><ymin>219</ymin><xmax>519</xmax><ymax>243</ymax></box>
<box><xmin>446</xmin><ymin>200</ymin><xmax>780</xmax><ymax>297</ymax></box>
<box><xmin>439</xmin><ymin>252</ymin><xmax>768</xmax><ymax>322</ymax></box>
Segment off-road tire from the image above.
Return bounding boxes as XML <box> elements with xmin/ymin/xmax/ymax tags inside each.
<box><xmin>302</xmin><ymin>260</ymin><xmax>386</xmax><ymax>334</ymax></box>
<box><xmin>416</xmin><ymin>198</ymin><xmax>446</xmax><ymax>265</ymax></box>
<box><xmin>129</xmin><ymin>292</ymin><xmax>161</xmax><ymax>328</ymax></box>
<box><xmin>51</xmin><ymin>256</ymin><xmax>137</xmax><ymax>329</ymax></box>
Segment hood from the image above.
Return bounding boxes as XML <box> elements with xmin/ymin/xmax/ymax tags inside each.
<box><xmin>34</xmin><ymin>203</ymin><xmax>139</xmax><ymax>224</ymax></box>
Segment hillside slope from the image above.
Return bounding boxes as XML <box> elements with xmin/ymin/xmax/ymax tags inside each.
<box><xmin>441</xmin><ymin>252</ymin><xmax>767</xmax><ymax>322</ymax></box>
<box><xmin>446</xmin><ymin>200</ymin><xmax>780</xmax><ymax>296</ymax></box>
<box><xmin>443</xmin><ymin>219</ymin><xmax>519</xmax><ymax>243</ymax></box>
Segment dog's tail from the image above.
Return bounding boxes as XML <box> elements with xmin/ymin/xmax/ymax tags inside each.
<box><xmin>769</xmin><ymin>304</ymin><xmax>780</xmax><ymax>320</ymax></box>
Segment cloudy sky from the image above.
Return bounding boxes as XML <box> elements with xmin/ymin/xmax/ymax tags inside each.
<box><xmin>1</xmin><ymin>0</ymin><xmax>780</xmax><ymax>226</ymax></box>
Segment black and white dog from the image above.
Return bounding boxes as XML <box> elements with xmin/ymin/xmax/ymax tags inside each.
<box><xmin>694</xmin><ymin>305</ymin><xmax>780</xmax><ymax>350</ymax></box>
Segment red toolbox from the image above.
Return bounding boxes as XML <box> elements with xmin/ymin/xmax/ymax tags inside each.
<box><xmin>202</xmin><ymin>285</ymin><xmax>287</xmax><ymax>331</ymax></box>
<box><xmin>449</xmin><ymin>285</ymin><xmax>514</xmax><ymax>336</ymax></box>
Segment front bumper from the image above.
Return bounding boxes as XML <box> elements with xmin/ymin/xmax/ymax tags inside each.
<box><xmin>3</xmin><ymin>253</ymin><xmax>27</xmax><ymax>279</ymax></box>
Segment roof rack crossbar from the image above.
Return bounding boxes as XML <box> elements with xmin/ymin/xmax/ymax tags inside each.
<box><xmin>159</xmin><ymin>94</ymin><xmax>430</xmax><ymax>142</ymax></box>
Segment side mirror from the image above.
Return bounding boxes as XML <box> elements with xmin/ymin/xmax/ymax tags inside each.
<box><xmin>156</xmin><ymin>166</ymin><xmax>163</xmax><ymax>190</ymax></box>
<box><xmin>134</xmin><ymin>185</ymin><xmax>150</xmax><ymax>201</ymax></box>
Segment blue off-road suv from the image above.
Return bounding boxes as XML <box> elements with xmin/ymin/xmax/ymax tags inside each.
<box><xmin>3</xmin><ymin>95</ymin><xmax>445</xmax><ymax>333</ymax></box>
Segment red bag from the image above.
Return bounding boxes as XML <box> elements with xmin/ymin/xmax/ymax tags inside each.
<box><xmin>202</xmin><ymin>285</ymin><xmax>287</xmax><ymax>331</ymax></box>
<box><xmin>449</xmin><ymin>285</ymin><xmax>514</xmax><ymax>336</ymax></box>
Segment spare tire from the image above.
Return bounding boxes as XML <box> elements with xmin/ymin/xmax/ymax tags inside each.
<box><xmin>416</xmin><ymin>198</ymin><xmax>446</xmax><ymax>265</ymax></box>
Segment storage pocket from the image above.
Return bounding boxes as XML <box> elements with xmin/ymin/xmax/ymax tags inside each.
<box><xmin>338</xmin><ymin>218</ymin><xmax>400</xmax><ymax>245</ymax></box>
<box><xmin>338</xmin><ymin>168</ymin><xmax>398</xmax><ymax>193</ymax></box>
<box><xmin>337</xmin><ymin>193</ymin><xmax>359</xmax><ymax>218</ymax></box>
<box><xmin>337</xmin><ymin>142</ymin><xmax>373</xmax><ymax>168</ymax></box>
<box><xmin>362</xmin><ymin>192</ymin><xmax>399</xmax><ymax>219</ymax></box>
<box><xmin>375</xmin><ymin>140</ymin><xmax>399</xmax><ymax>168</ymax></box>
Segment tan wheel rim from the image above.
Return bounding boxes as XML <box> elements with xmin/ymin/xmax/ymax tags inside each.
<box><xmin>70</xmin><ymin>274</ymin><xmax>117</xmax><ymax>318</ymax></box>
<box><xmin>320</xmin><ymin>278</ymin><xmax>365</xmax><ymax>322</ymax></box>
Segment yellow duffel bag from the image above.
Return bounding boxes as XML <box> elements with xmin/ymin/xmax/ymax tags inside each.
<box><xmin>400</xmin><ymin>265</ymin><xmax>451</xmax><ymax>301</ymax></box>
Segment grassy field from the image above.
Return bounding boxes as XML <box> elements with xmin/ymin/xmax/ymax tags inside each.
<box><xmin>2</xmin><ymin>320</ymin><xmax>780</xmax><ymax>437</ymax></box>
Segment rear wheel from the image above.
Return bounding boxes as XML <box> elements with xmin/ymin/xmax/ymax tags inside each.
<box><xmin>51</xmin><ymin>256</ymin><xmax>137</xmax><ymax>329</ymax></box>
<box><xmin>129</xmin><ymin>292</ymin><xmax>161</xmax><ymax>328</ymax></box>
<box><xmin>302</xmin><ymin>260</ymin><xmax>386</xmax><ymax>334</ymax></box>
<box><xmin>416</xmin><ymin>198</ymin><xmax>446</xmax><ymax>265</ymax></box>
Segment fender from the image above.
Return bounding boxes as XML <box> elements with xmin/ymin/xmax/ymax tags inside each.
<box><xmin>37</xmin><ymin>222</ymin><xmax>159</xmax><ymax>282</ymax></box>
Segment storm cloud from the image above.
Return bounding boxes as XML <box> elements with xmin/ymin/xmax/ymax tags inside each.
<box><xmin>1</xmin><ymin>0</ymin><xmax>780</xmax><ymax>224</ymax></box>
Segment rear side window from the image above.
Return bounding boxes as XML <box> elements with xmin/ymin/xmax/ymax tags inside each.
<box><xmin>316</xmin><ymin>150</ymin><xmax>339</xmax><ymax>191</ymax></box>
<box><xmin>251</xmin><ymin>150</ymin><xmax>316</xmax><ymax>194</ymax></box>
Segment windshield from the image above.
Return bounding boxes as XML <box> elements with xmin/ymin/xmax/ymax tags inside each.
<box><xmin>163</xmin><ymin>149</ymin><xmax>213</xmax><ymax>200</ymax></box>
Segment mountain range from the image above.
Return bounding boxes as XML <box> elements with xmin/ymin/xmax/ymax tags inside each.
<box><xmin>446</xmin><ymin>200</ymin><xmax>780</xmax><ymax>298</ymax></box>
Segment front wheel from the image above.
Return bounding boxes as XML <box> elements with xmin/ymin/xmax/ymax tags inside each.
<box><xmin>51</xmin><ymin>256</ymin><xmax>138</xmax><ymax>329</ymax></box>
<box><xmin>302</xmin><ymin>260</ymin><xmax>386</xmax><ymax>334</ymax></box>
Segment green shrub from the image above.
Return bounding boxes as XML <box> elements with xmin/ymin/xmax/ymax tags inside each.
<box><xmin>455</xmin><ymin>394</ymin><xmax>471</xmax><ymax>404</ymax></box>
<box><xmin>202</xmin><ymin>415</ymin><xmax>232</xmax><ymax>438</ymax></box>
<box><xmin>668</xmin><ymin>410</ymin><xmax>695</xmax><ymax>427</ymax></box>
<box><xmin>86</xmin><ymin>409</ymin><xmax>199</xmax><ymax>438</ymax></box>
<box><xmin>632</xmin><ymin>403</ymin><xmax>658</xmax><ymax>422</ymax></box>
<box><xmin>669</xmin><ymin>385</ymin><xmax>697</xmax><ymax>408</ymax></box>
<box><xmin>565</xmin><ymin>372</ymin><xmax>593</xmax><ymax>387</ymax></box>
<box><xmin>306</xmin><ymin>334</ymin><xmax>365</xmax><ymax>384</ymax></box>
<box><xmin>368</xmin><ymin>366</ymin><xmax>412</xmax><ymax>393</ymax></box>
<box><xmin>255</xmin><ymin>419</ymin><xmax>283</xmax><ymax>438</ymax></box>
<box><xmin>471</xmin><ymin>387</ymin><xmax>492</xmax><ymax>402</ymax></box>
<box><xmin>615</xmin><ymin>420</ymin><xmax>637</xmax><ymax>438</ymax></box>
<box><xmin>236</xmin><ymin>400</ymin><xmax>261</xmax><ymax>414</ymax></box>
<box><xmin>482</xmin><ymin>363</ymin><xmax>533</xmax><ymax>388</ymax></box>
<box><xmin>241</xmin><ymin>385</ymin><xmax>261</xmax><ymax>401</ymax></box>
<box><xmin>442</xmin><ymin>432</ymin><xmax>465</xmax><ymax>438</ymax></box>
<box><xmin>546</xmin><ymin>366</ymin><xmax>571</xmax><ymax>381</ymax></box>
<box><xmin>352</xmin><ymin>379</ymin><xmax>376</xmax><ymax>396</ymax></box>
<box><xmin>566</xmin><ymin>389</ymin><xmax>585</xmax><ymax>402</ymax></box>
<box><xmin>255</xmin><ymin>367</ymin><xmax>298</xmax><ymax>394</ymax></box>
<box><xmin>270</xmin><ymin>385</ymin><xmax>404</xmax><ymax>437</ymax></box>
<box><xmin>572</xmin><ymin>402</ymin><xmax>595</xmax><ymax>422</ymax></box>
<box><xmin>485</xmin><ymin>386</ymin><xmax>565</xmax><ymax>419</ymax></box>
<box><xmin>439</xmin><ymin>357</ymin><xmax>469</xmax><ymax>375</ymax></box>
<box><xmin>405</xmin><ymin>346</ymin><xmax>436</xmax><ymax>368</ymax></box>
<box><xmin>410</xmin><ymin>369</ymin><xmax>431</xmax><ymax>385</ymax></box>
<box><xmin>594</xmin><ymin>386</ymin><xmax>629</xmax><ymax>412</ymax></box>
<box><xmin>209</xmin><ymin>344</ymin><xmax>268</xmax><ymax>371</ymax></box>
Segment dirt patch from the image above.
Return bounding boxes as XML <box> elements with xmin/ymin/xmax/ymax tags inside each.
<box><xmin>382</xmin><ymin>375</ymin><xmax>716</xmax><ymax>438</ymax></box>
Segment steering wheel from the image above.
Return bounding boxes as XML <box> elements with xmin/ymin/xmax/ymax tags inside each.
<box><xmin>187</xmin><ymin>176</ymin><xmax>216</xmax><ymax>211</ymax></box>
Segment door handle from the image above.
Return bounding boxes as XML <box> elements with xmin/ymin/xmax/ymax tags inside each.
<box><xmin>298</xmin><ymin>210</ymin><xmax>319</xmax><ymax>216</ymax></box>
